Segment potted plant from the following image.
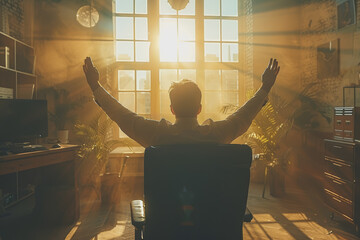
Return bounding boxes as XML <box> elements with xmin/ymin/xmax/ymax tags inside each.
<box><xmin>222</xmin><ymin>84</ymin><xmax>332</xmax><ymax>197</ymax></box>
<box><xmin>222</xmin><ymin>92</ymin><xmax>293</xmax><ymax>196</ymax></box>
<box><xmin>75</xmin><ymin>111</ymin><xmax>131</xmax><ymax>204</ymax></box>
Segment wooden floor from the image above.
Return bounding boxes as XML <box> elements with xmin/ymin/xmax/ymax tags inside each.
<box><xmin>1</xmin><ymin>172</ymin><xmax>360</xmax><ymax>239</ymax></box>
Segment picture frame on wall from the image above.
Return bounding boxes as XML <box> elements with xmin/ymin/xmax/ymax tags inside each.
<box><xmin>337</xmin><ymin>0</ymin><xmax>356</xmax><ymax>30</ymax></box>
<box><xmin>317</xmin><ymin>39</ymin><xmax>340</xmax><ymax>80</ymax></box>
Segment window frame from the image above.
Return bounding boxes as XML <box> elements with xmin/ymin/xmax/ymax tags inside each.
<box><xmin>113</xmin><ymin>0</ymin><xmax>245</xmax><ymax>139</ymax></box>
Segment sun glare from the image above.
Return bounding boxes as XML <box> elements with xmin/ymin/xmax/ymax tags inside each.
<box><xmin>160</xmin><ymin>18</ymin><xmax>178</xmax><ymax>62</ymax></box>
<box><xmin>159</xmin><ymin>18</ymin><xmax>195</xmax><ymax>62</ymax></box>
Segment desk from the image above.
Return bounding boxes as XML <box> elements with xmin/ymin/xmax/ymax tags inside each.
<box><xmin>0</xmin><ymin>145</ymin><xmax>80</xmax><ymax>224</ymax></box>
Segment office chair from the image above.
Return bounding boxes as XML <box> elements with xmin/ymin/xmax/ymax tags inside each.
<box><xmin>130</xmin><ymin>144</ymin><xmax>253</xmax><ymax>240</ymax></box>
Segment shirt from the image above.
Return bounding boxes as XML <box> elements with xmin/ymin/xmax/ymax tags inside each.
<box><xmin>93</xmin><ymin>87</ymin><xmax>268</xmax><ymax>148</ymax></box>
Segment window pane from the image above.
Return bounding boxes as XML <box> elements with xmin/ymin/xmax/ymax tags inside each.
<box><xmin>205</xmin><ymin>70</ymin><xmax>221</xmax><ymax>90</ymax></box>
<box><xmin>116</xmin><ymin>17</ymin><xmax>133</xmax><ymax>40</ymax></box>
<box><xmin>160</xmin><ymin>18</ymin><xmax>178</xmax><ymax>62</ymax></box>
<box><xmin>160</xmin><ymin>69</ymin><xmax>177</xmax><ymax>90</ymax></box>
<box><xmin>118</xmin><ymin>92</ymin><xmax>135</xmax><ymax>112</ymax></box>
<box><xmin>159</xmin><ymin>0</ymin><xmax>176</xmax><ymax>15</ymax></box>
<box><xmin>179</xmin><ymin>42</ymin><xmax>195</xmax><ymax>62</ymax></box>
<box><xmin>221</xmin><ymin>0</ymin><xmax>238</xmax><ymax>16</ymax></box>
<box><xmin>178</xmin><ymin>0</ymin><xmax>195</xmax><ymax>15</ymax></box>
<box><xmin>116</xmin><ymin>41</ymin><xmax>134</xmax><ymax>61</ymax></box>
<box><xmin>116</xmin><ymin>0</ymin><xmax>133</xmax><ymax>13</ymax></box>
<box><xmin>222</xmin><ymin>20</ymin><xmax>238</xmax><ymax>41</ymax></box>
<box><xmin>222</xmin><ymin>43</ymin><xmax>238</xmax><ymax>62</ymax></box>
<box><xmin>204</xmin><ymin>43</ymin><xmax>220</xmax><ymax>62</ymax></box>
<box><xmin>222</xmin><ymin>70</ymin><xmax>238</xmax><ymax>90</ymax></box>
<box><xmin>118</xmin><ymin>70</ymin><xmax>135</xmax><ymax>90</ymax></box>
<box><xmin>135</xmin><ymin>0</ymin><xmax>147</xmax><ymax>14</ymax></box>
<box><xmin>135</xmin><ymin>18</ymin><xmax>148</xmax><ymax>40</ymax></box>
<box><xmin>222</xmin><ymin>92</ymin><xmax>238</xmax><ymax>106</ymax></box>
<box><xmin>135</xmin><ymin>42</ymin><xmax>150</xmax><ymax>62</ymax></box>
<box><xmin>204</xmin><ymin>91</ymin><xmax>221</xmax><ymax>113</ymax></box>
<box><xmin>179</xmin><ymin>69</ymin><xmax>196</xmax><ymax>82</ymax></box>
<box><xmin>137</xmin><ymin>92</ymin><xmax>151</xmax><ymax>114</ymax></box>
<box><xmin>204</xmin><ymin>19</ymin><xmax>220</xmax><ymax>41</ymax></box>
<box><xmin>204</xmin><ymin>0</ymin><xmax>220</xmax><ymax>16</ymax></box>
<box><xmin>179</xmin><ymin>19</ymin><xmax>195</xmax><ymax>41</ymax></box>
<box><xmin>160</xmin><ymin>91</ymin><xmax>171</xmax><ymax>114</ymax></box>
<box><xmin>136</xmin><ymin>70</ymin><xmax>151</xmax><ymax>90</ymax></box>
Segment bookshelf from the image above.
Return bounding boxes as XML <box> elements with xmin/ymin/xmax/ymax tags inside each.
<box><xmin>0</xmin><ymin>31</ymin><xmax>36</xmax><ymax>100</ymax></box>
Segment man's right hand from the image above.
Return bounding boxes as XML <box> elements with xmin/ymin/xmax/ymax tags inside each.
<box><xmin>83</xmin><ymin>57</ymin><xmax>101</xmax><ymax>92</ymax></box>
<box><xmin>261</xmin><ymin>58</ymin><xmax>280</xmax><ymax>92</ymax></box>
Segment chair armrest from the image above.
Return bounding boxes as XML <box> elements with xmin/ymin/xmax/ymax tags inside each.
<box><xmin>244</xmin><ymin>207</ymin><xmax>253</xmax><ymax>222</ymax></box>
<box><xmin>130</xmin><ymin>200</ymin><xmax>145</xmax><ymax>229</ymax></box>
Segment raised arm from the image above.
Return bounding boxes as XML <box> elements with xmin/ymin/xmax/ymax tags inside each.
<box><xmin>219</xmin><ymin>58</ymin><xmax>280</xmax><ymax>142</ymax></box>
<box><xmin>82</xmin><ymin>57</ymin><xmax>160</xmax><ymax>147</ymax></box>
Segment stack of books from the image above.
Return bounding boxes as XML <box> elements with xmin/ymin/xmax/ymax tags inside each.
<box><xmin>0</xmin><ymin>87</ymin><xmax>13</xmax><ymax>99</ymax></box>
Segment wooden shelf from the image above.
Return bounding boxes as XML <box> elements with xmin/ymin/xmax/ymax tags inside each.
<box><xmin>4</xmin><ymin>191</ymin><xmax>34</xmax><ymax>210</ymax></box>
<box><xmin>0</xmin><ymin>31</ymin><xmax>32</xmax><ymax>49</ymax></box>
<box><xmin>0</xmin><ymin>31</ymin><xmax>36</xmax><ymax>99</ymax></box>
<box><xmin>0</xmin><ymin>65</ymin><xmax>15</xmax><ymax>72</ymax></box>
<box><xmin>17</xmin><ymin>71</ymin><xmax>36</xmax><ymax>77</ymax></box>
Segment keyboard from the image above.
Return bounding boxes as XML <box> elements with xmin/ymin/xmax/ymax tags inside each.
<box><xmin>8</xmin><ymin>145</ymin><xmax>48</xmax><ymax>154</ymax></box>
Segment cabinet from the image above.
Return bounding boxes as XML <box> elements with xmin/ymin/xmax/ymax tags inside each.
<box><xmin>323</xmin><ymin>139</ymin><xmax>360</xmax><ymax>234</ymax></box>
<box><xmin>0</xmin><ymin>31</ymin><xmax>36</xmax><ymax>99</ymax></box>
<box><xmin>0</xmin><ymin>145</ymin><xmax>80</xmax><ymax>224</ymax></box>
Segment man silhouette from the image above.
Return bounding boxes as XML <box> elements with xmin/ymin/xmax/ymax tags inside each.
<box><xmin>83</xmin><ymin>57</ymin><xmax>280</xmax><ymax>147</ymax></box>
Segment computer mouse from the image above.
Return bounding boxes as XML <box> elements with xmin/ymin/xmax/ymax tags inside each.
<box><xmin>52</xmin><ymin>143</ymin><xmax>61</xmax><ymax>148</ymax></box>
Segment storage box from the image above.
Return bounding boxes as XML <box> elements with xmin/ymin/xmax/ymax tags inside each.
<box><xmin>0</xmin><ymin>86</ymin><xmax>13</xmax><ymax>99</ymax></box>
<box><xmin>333</xmin><ymin>107</ymin><xmax>360</xmax><ymax>142</ymax></box>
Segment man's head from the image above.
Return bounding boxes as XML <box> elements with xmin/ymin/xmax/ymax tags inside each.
<box><xmin>169</xmin><ymin>79</ymin><xmax>202</xmax><ymax>118</ymax></box>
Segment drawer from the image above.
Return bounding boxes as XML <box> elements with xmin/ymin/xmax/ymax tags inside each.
<box><xmin>343</xmin><ymin>130</ymin><xmax>354</xmax><ymax>141</ymax></box>
<box><xmin>325</xmin><ymin>142</ymin><xmax>354</xmax><ymax>162</ymax></box>
<box><xmin>334</xmin><ymin>115</ymin><xmax>344</xmax><ymax>130</ymax></box>
<box><xmin>324</xmin><ymin>189</ymin><xmax>353</xmax><ymax>220</ymax></box>
<box><xmin>343</xmin><ymin>115</ymin><xmax>355</xmax><ymax>131</ymax></box>
<box><xmin>324</xmin><ymin>157</ymin><xmax>353</xmax><ymax>182</ymax></box>
<box><xmin>334</xmin><ymin>129</ymin><xmax>343</xmax><ymax>139</ymax></box>
<box><xmin>323</xmin><ymin>173</ymin><xmax>353</xmax><ymax>200</ymax></box>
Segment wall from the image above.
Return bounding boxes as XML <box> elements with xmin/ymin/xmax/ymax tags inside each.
<box><xmin>252</xmin><ymin>0</ymin><xmax>302</xmax><ymax>100</ymax></box>
<box><xmin>0</xmin><ymin>0</ymin><xmax>24</xmax><ymax>41</ymax></box>
<box><xmin>300</xmin><ymin>0</ymin><xmax>360</xmax><ymax>109</ymax></box>
<box><xmin>33</xmin><ymin>0</ymin><xmax>114</xmax><ymax>138</ymax></box>
<box><xmin>248</xmin><ymin>0</ymin><xmax>360</xmax><ymax>184</ymax></box>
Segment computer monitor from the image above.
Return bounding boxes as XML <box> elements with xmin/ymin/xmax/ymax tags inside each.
<box><xmin>0</xmin><ymin>99</ymin><xmax>48</xmax><ymax>142</ymax></box>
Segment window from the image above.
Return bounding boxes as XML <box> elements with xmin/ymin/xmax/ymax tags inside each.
<box><xmin>115</xmin><ymin>0</ymin><xmax>149</xmax><ymax>61</ymax></box>
<box><xmin>114</xmin><ymin>0</ymin><xmax>242</xmax><ymax>138</ymax></box>
<box><xmin>204</xmin><ymin>70</ymin><xmax>238</xmax><ymax>119</ymax></box>
<box><xmin>204</xmin><ymin>0</ymin><xmax>239</xmax><ymax>62</ymax></box>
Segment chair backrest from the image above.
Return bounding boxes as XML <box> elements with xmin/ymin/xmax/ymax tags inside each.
<box><xmin>144</xmin><ymin>144</ymin><xmax>252</xmax><ymax>240</ymax></box>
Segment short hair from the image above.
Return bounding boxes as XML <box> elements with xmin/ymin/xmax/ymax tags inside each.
<box><xmin>169</xmin><ymin>79</ymin><xmax>201</xmax><ymax>118</ymax></box>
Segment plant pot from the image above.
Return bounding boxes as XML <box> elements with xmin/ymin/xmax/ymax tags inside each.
<box><xmin>57</xmin><ymin>130</ymin><xmax>69</xmax><ymax>143</ymax></box>
<box><xmin>101</xmin><ymin>172</ymin><xmax>121</xmax><ymax>204</ymax></box>
<box><xmin>268</xmin><ymin>164</ymin><xmax>285</xmax><ymax>197</ymax></box>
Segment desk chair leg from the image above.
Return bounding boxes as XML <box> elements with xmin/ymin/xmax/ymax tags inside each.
<box><xmin>244</xmin><ymin>207</ymin><xmax>253</xmax><ymax>222</ymax></box>
<box><xmin>134</xmin><ymin>227</ymin><xmax>143</xmax><ymax>240</ymax></box>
